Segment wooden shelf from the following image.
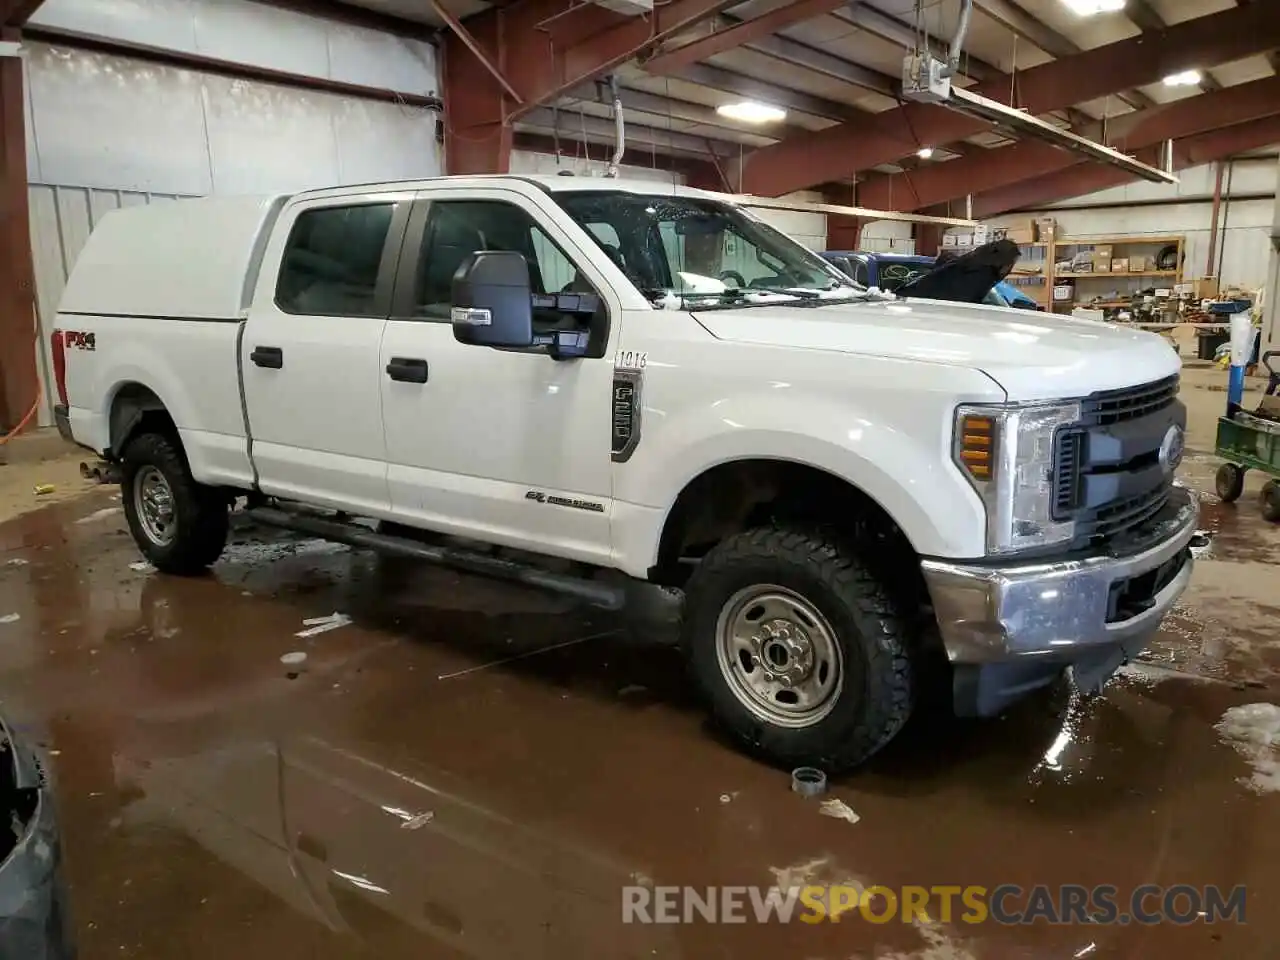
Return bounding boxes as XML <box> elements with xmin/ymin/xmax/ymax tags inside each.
<box><xmin>1054</xmin><ymin>235</ymin><xmax>1184</xmax><ymax>246</ymax></box>
<box><xmin>1058</xmin><ymin>270</ymin><xmax>1179</xmax><ymax>279</ymax></box>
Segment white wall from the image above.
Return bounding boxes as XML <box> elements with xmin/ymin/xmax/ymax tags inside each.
<box><xmin>860</xmin><ymin>220</ymin><xmax>915</xmax><ymax>254</ymax></box>
<box><xmin>23</xmin><ymin>0</ymin><xmax>443</xmax><ymax>422</ymax></box>
<box><xmin>981</xmin><ymin>156</ymin><xmax>1279</xmax><ymax>290</ymax></box>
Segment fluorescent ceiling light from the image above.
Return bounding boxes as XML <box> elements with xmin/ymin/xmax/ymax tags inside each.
<box><xmin>1061</xmin><ymin>0</ymin><xmax>1124</xmax><ymax>15</ymax></box>
<box><xmin>1163</xmin><ymin>69</ymin><xmax>1202</xmax><ymax>87</ymax></box>
<box><xmin>716</xmin><ymin>101</ymin><xmax>787</xmax><ymax>124</ymax></box>
<box><xmin>917</xmin><ymin>146</ymin><xmax>935</xmax><ymax>159</ymax></box>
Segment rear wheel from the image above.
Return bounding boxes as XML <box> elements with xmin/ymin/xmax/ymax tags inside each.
<box><xmin>1215</xmin><ymin>463</ymin><xmax>1246</xmax><ymax>503</ymax></box>
<box><xmin>1261</xmin><ymin>480</ymin><xmax>1280</xmax><ymax>523</ymax></box>
<box><xmin>682</xmin><ymin>527</ymin><xmax>915</xmax><ymax>772</ymax></box>
<box><xmin>121</xmin><ymin>433</ymin><xmax>229</xmax><ymax>574</ymax></box>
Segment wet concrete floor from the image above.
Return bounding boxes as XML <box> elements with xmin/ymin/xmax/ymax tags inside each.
<box><xmin>0</xmin><ymin>446</ymin><xmax>1278</xmax><ymax>959</ymax></box>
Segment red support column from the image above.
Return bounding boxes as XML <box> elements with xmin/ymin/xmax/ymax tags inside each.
<box><xmin>915</xmin><ymin>224</ymin><xmax>942</xmax><ymax>258</ymax></box>
<box><xmin>441</xmin><ymin>14</ymin><xmax>512</xmax><ymax>175</ymax></box>
<box><xmin>826</xmin><ymin>216</ymin><xmax>860</xmax><ymax>251</ymax></box>
<box><xmin>0</xmin><ymin>27</ymin><xmax>38</xmax><ymax>431</ymax></box>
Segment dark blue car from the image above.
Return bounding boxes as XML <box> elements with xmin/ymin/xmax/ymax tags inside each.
<box><xmin>821</xmin><ymin>251</ymin><xmax>1040</xmax><ymax>310</ymax></box>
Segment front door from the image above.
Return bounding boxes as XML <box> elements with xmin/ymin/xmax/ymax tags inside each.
<box><xmin>241</xmin><ymin>190</ymin><xmax>412</xmax><ymax>514</ymax></box>
<box><xmin>377</xmin><ymin>186</ymin><xmax>618</xmax><ymax>565</ymax></box>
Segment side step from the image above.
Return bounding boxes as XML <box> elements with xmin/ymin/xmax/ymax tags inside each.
<box><xmin>245</xmin><ymin>506</ymin><xmax>627</xmax><ymax>611</ymax></box>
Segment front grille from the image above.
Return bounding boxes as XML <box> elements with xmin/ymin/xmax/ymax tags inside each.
<box><xmin>1079</xmin><ymin>374</ymin><xmax>1179</xmax><ymax>427</ymax></box>
<box><xmin>1078</xmin><ymin>485</ymin><xmax>1170</xmax><ymax>542</ymax></box>
<box><xmin>1053</xmin><ymin>374</ymin><xmax>1181</xmax><ymax>543</ymax></box>
<box><xmin>1053</xmin><ymin>430</ymin><xmax>1083</xmax><ymax>514</ymax></box>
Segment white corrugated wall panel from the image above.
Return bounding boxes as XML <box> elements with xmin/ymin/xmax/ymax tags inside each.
<box><xmin>28</xmin><ymin>0</ymin><xmax>439</xmax><ymax>97</ymax></box>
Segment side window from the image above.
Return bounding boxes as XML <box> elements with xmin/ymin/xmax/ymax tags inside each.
<box><xmin>414</xmin><ymin>200</ymin><xmax>596</xmax><ymax>322</ymax></box>
<box><xmin>276</xmin><ymin>203</ymin><xmax>394</xmax><ymax>317</ymax></box>
<box><xmin>853</xmin><ymin>260</ymin><xmax>869</xmax><ymax>286</ymax></box>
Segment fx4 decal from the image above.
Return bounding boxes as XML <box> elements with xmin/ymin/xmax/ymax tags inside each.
<box><xmin>64</xmin><ymin>331</ymin><xmax>96</xmax><ymax>351</ymax></box>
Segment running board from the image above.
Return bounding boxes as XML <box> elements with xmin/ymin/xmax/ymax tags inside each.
<box><xmin>245</xmin><ymin>506</ymin><xmax>627</xmax><ymax>611</ymax></box>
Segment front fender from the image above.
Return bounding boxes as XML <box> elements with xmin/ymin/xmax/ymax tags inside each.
<box><xmin>613</xmin><ymin>391</ymin><xmax>988</xmax><ymax>568</ymax></box>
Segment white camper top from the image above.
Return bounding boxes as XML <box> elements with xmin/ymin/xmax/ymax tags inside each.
<box><xmin>57</xmin><ymin>195</ymin><xmax>289</xmax><ymax>321</ymax></box>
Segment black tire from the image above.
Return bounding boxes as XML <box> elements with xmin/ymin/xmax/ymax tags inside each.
<box><xmin>120</xmin><ymin>432</ymin><xmax>229</xmax><ymax>575</ymax></box>
<box><xmin>682</xmin><ymin>527</ymin><xmax>914</xmax><ymax>772</ymax></box>
<box><xmin>1215</xmin><ymin>463</ymin><xmax>1246</xmax><ymax>503</ymax></box>
<box><xmin>1262</xmin><ymin>480</ymin><xmax>1280</xmax><ymax>523</ymax></box>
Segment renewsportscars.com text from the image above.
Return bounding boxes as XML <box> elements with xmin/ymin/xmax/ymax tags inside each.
<box><xmin>622</xmin><ymin>884</ymin><xmax>1246</xmax><ymax>926</ymax></box>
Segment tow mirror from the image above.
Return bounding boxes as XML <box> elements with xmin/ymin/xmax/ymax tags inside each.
<box><xmin>450</xmin><ymin>250</ymin><xmax>534</xmax><ymax>349</ymax></box>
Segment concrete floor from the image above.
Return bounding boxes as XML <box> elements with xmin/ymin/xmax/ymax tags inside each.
<box><xmin>1</xmin><ymin>370</ymin><xmax>1278</xmax><ymax>959</ymax></box>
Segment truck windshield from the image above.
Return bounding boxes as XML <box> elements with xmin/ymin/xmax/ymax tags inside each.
<box><xmin>552</xmin><ymin>190</ymin><xmax>863</xmax><ymax>307</ymax></box>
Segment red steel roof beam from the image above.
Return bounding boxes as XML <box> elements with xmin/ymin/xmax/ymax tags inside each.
<box><xmin>854</xmin><ymin>74</ymin><xmax>1280</xmax><ymax>211</ymax></box>
<box><xmin>960</xmin><ymin>114</ymin><xmax>1280</xmax><ymax>217</ymax></box>
<box><xmin>443</xmin><ymin>0</ymin><xmax>740</xmax><ymax>174</ymax></box>
<box><xmin>736</xmin><ymin>3</ymin><xmax>1280</xmax><ymax>197</ymax></box>
<box><xmin>640</xmin><ymin>0</ymin><xmax>849</xmax><ymax>75</ymax></box>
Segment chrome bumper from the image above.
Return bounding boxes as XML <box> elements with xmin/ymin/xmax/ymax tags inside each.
<box><xmin>921</xmin><ymin>488</ymin><xmax>1199</xmax><ymax>665</ymax></box>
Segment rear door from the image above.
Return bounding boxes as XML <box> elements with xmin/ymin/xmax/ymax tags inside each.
<box><xmin>241</xmin><ymin>191</ymin><xmax>412</xmax><ymax>513</ymax></box>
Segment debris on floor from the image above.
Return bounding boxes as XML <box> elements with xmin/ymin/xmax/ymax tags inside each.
<box><xmin>280</xmin><ymin>651</ymin><xmax>308</xmax><ymax>667</ymax></box>
<box><xmin>818</xmin><ymin>797</ymin><xmax>861</xmax><ymax>825</ymax></box>
<box><xmin>791</xmin><ymin>766</ymin><xmax>827</xmax><ymax>798</ymax></box>
<box><xmin>32</xmin><ymin>484</ymin><xmax>55</xmax><ymax>496</ymax></box>
<box><xmin>74</xmin><ymin>506</ymin><xmax>121</xmax><ymax>525</ymax></box>
<box><xmin>295</xmin><ymin>612</ymin><xmax>352</xmax><ymax>638</ymax></box>
<box><xmin>0</xmin><ymin>613</ymin><xmax>19</xmax><ymax>624</ymax></box>
<box><xmin>4</xmin><ymin>558</ymin><xmax>27</xmax><ymax>567</ymax></box>
<box><xmin>1215</xmin><ymin>702</ymin><xmax>1280</xmax><ymax>794</ymax></box>
<box><xmin>129</xmin><ymin>561</ymin><xmax>155</xmax><ymax>572</ymax></box>
<box><xmin>400</xmin><ymin>811</ymin><xmax>435</xmax><ymax>830</ymax></box>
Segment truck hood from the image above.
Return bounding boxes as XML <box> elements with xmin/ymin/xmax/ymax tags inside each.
<box><xmin>690</xmin><ymin>297</ymin><xmax>1181</xmax><ymax>402</ymax></box>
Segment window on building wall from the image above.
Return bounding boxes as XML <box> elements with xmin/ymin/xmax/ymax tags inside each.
<box><xmin>276</xmin><ymin>203</ymin><xmax>394</xmax><ymax>317</ymax></box>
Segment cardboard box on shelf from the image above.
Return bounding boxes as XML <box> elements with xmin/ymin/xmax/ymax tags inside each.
<box><xmin>973</xmin><ymin>224</ymin><xmax>990</xmax><ymax>244</ymax></box>
<box><xmin>942</xmin><ymin>234</ymin><xmax>959</xmax><ymax>247</ymax></box>
<box><xmin>1154</xmin><ymin>288</ymin><xmax>1173</xmax><ymax>298</ymax></box>
<box><xmin>1174</xmin><ymin>283</ymin><xmax>1193</xmax><ymax>296</ymax></box>
<box><xmin>1093</xmin><ymin>245</ymin><xmax>1113</xmax><ymax>261</ymax></box>
<box><xmin>1093</xmin><ymin>260</ymin><xmax>1111</xmax><ymax>273</ymax></box>
<box><xmin>1111</xmin><ymin>258</ymin><xmax>1129</xmax><ymax>273</ymax></box>
<box><xmin>1035</xmin><ymin>218</ymin><xmax>1057</xmax><ymax>242</ymax></box>
<box><xmin>1005</xmin><ymin>226</ymin><xmax>1036</xmax><ymax>245</ymax></box>
<box><xmin>1129</xmin><ymin>255</ymin><xmax>1149</xmax><ymax>272</ymax></box>
<box><xmin>1194</xmin><ymin>276</ymin><xmax>1219</xmax><ymax>298</ymax></box>
<box><xmin>956</xmin><ymin>233</ymin><xmax>974</xmax><ymax>247</ymax></box>
<box><xmin>1052</xmin><ymin>284</ymin><xmax>1073</xmax><ymax>301</ymax></box>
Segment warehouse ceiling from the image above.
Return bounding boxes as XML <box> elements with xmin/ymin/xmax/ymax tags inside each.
<box><xmin>318</xmin><ymin>0</ymin><xmax>1280</xmax><ymax>213</ymax></box>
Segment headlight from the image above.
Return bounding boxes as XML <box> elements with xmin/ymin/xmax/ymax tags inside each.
<box><xmin>954</xmin><ymin>401</ymin><xmax>1081</xmax><ymax>555</ymax></box>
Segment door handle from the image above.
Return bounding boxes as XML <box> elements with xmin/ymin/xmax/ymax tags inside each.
<box><xmin>386</xmin><ymin>357</ymin><xmax>429</xmax><ymax>384</ymax></box>
<box><xmin>251</xmin><ymin>346</ymin><xmax>284</xmax><ymax>369</ymax></box>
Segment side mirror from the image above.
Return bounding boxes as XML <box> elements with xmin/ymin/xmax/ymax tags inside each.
<box><xmin>450</xmin><ymin>250</ymin><xmax>534</xmax><ymax>349</ymax></box>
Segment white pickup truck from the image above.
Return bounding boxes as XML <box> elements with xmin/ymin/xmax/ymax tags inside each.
<box><xmin>51</xmin><ymin>174</ymin><xmax>1198</xmax><ymax>770</ymax></box>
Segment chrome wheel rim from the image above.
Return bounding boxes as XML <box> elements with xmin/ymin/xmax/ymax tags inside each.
<box><xmin>134</xmin><ymin>465</ymin><xmax>176</xmax><ymax>546</ymax></box>
<box><xmin>714</xmin><ymin>584</ymin><xmax>843</xmax><ymax>728</ymax></box>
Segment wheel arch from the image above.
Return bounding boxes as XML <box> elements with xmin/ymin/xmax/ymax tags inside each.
<box><xmin>107</xmin><ymin>381</ymin><xmax>177</xmax><ymax>460</ymax></box>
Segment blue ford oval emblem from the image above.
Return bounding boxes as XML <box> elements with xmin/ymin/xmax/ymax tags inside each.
<box><xmin>1159</xmin><ymin>424</ymin><xmax>1185</xmax><ymax>474</ymax></box>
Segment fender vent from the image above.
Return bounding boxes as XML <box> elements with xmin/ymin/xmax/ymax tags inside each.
<box><xmin>1053</xmin><ymin>430</ymin><xmax>1083</xmax><ymax>514</ymax></box>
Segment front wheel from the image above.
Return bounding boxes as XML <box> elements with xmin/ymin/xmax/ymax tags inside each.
<box><xmin>682</xmin><ymin>527</ymin><xmax>915</xmax><ymax>772</ymax></box>
<box><xmin>1215</xmin><ymin>463</ymin><xmax>1246</xmax><ymax>503</ymax></box>
<box><xmin>121</xmin><ymin>433</ymin><xmax>229</xmax><ymax>575</ymax></box>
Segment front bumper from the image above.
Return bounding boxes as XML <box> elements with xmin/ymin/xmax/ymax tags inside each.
<box><xmin>921</xmin><ymin>487</ymin><xmax>1199</xmax><ymax>715</ymax></box>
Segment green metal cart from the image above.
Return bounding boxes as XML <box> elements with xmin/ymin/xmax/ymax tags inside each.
<box><xmin>1214</xmin><ymin>350</ymin><xmax>1280</xmax><ymax>521</ymax></box>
